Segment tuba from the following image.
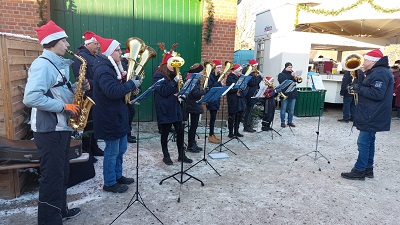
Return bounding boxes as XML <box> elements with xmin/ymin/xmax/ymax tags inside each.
<box><xmin>342</xmin><ymin>53</ymin><xmax>364</xmax><ymax>104</ymax></box>
<box><xmin>168</xmin><ymin>56</ymin><xmax>185</xmax><ymax>91</ymax></box>
<box><xmin>125</xmin><ymin>38</ymin><xmax>146</xmax><ymax>103</ymax></box>
<box><xmin>218</xmin><ymin>61</ymin><xmax>234</xmax><ymax>82</ymax></box>
<box><xmin>203</xmin><ymin>61</ymin><xmax>216</xmax><ymax>89</ymax></box>
<box><xmin>66</xmin><ymin>50</ymin><xmax>95</xmax><ymax>130</ymax></box>
<box><xmin>134</xmin><ymin>46</ymin><xmax>157</xmax><ymax>80</ymax></box>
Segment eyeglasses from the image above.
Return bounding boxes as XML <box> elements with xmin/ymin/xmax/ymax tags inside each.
<box><xmin>114</xmin><ymin>48</ymin><xmax>122</xmax><ymax>52</ymax></box>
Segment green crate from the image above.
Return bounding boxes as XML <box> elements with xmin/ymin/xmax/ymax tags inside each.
<box><xmin>294</xmin><ymin>87</ymin><xmax>326</xmax><ymax>117</ymax></box>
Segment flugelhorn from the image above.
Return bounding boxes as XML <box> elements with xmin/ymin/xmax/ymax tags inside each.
<box><xmin>125</xmin><ymin>37</ymin><xmax>146</xmax><ymax>103</ymax></box>
<box><xmin>342</xmin><ymin>53</ymin><xmax>364</xmax><ymax>105</ymax></box>
<box><xmin>203</xmin><ymin>61</ymin><xmax>216</xmax><ymax>89</ymax></box>
<box><xmin>218</xmin><ymin>61</ymin><xmax>234</xmax><ymax>82</ymax></box>
<box><xmin>168</xmin><ymin>56</ymin><xmax>185</xmax><ymax>91</ymax></box>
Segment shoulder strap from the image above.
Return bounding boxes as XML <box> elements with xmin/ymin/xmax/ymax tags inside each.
<box><xmin>39</xmin><ymin>56</ymin><xmax>73</xmax><ymax>91</ymax></box>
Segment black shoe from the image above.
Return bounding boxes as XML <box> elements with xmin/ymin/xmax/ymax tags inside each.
<box><xmin>163</xmin><ymin>157</ymin><xmax>173</xmax><ymax>165</ymax></box>
<box><xmin>186</xmin><ymin>146</ymin><xmax>201</xmax><ymax>153</ymax></box>
<box><xmin>365</xmin><ymin>168</ymin><xmax>374</xmax><ymax>178</ymax></box>
<box><xmin>235</xmin><ymin>132</ymin><xmax>244</xmax><ymax>137</ymax></box>
<box><xmin>349</xmin><ymin>118</ymin><xmax>354</xmax><ymax>122</ymax></box>
<box><xmin>103</xmin><ymin>183</ymin><xmax>129</xmax><ymax>193</ymax></box>
<box><xmin>178</xmin><ymin>155</ymin><xmax>193</xmax><ymax>163</ymax></box>
<box><xmin>338</xmin><ymin>119</ymin><xmax>349</xmax><ymax>123</ymax></box>
<box><xmin>128</xmin><ymin>135</ymin><xmax>137</xmax><ymax>143</ymax></box>
<box><xmin>262</xmin><ymin>126</ymin><xmax>271</xmax><ymax>131</ymax></box>
<box><xmin>228</xmin><ymin>133</ymin><xmax>234</xmax><ymax>138</ymax></box>
<box><xmin>92</xmin><ymin>147</ymin><xmax>104</xmax><ymax>156</ymax></box>
<box><xmin>287</xmin><ymin>123</ymin><xmax>296</xmax><ymax>127</ymax></box>
<box><xmin>62</xmin><ymin>208</ymin><xmax>81</xmax><ymax>221</ymax></box>
<box><xmin>243</xmin><ymin>127</ymin><xmax>256</xmax><ymax>133</ymax></box>
<box><xmin>117</xmin><ymin>176</ymin><xmax>135</xmax><ymax>185</ymax></box>
<box><xmin>341</xmin><ymin>168</ymin><xmax>365</xmax><ymax>180</ymax></box>
<box><xmin>281</xmin><ymin>123</ymin><xmax>286</xmax><ymax>128</ymax></box>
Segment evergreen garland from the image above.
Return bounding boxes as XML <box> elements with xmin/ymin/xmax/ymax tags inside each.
<box><xmin>36</xmin><ymin>0</ymin><xmax>47</xmax><ymax>27</ymax></box>
<box><xmin>204</xmin><ymin>0</ymin><xmax>215</xmax><ymax>44</ymax></box>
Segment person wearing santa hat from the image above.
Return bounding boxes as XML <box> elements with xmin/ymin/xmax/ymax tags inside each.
<box><xmin>185</xmin><ymin>63</ymin><xmax>206</xmax><ymax>152</ymax></box>
<box><xmin>92</xmin><ymin>35</ymin><xmax>141</xmax><ymax>193</ymax></box>
<box><xmin>23</xmin><ymin>20</ymin><xmax>81</xmax><ymax>224</ymax></box>
<box><xmin>72</xmin><ymin>31</ymin><xmax>104</xmax><ymax>162</ymax></box>
<box><xmin>262</xmin><ymin>76</ymin><xmax>278</xmax><ymax>131</ymax></box>
<box><xmin>242</xmin><ymin>59</ymin><xmax>263</xmax><ymax>133</ymax></box>
<box><xmin>152</xmin><ymin>42</ymin><xmax>193</xmax><ymax>165</ymax></box>
<box><xmin>278</xmin><ymin>62</ymin><xmax>298</xmax><ymax>128</ymax></box>
<box><xmin>206</xmin><ymin>59</ymin><xmax>225</xmax><ymax>144</ymax></box>
<box><xmin>226</xmin><ymin>64</ymin><xmax>247</xmax><ymax>138</ymax></box>
<box><xmin>341</xmin><ymin>49</ymin><xmax>394</xmax><ymax>180</ymax></box>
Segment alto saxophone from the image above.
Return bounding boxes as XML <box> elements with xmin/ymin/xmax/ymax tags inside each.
<box><xmin>66</xmin><ymin>50</ymin><xmax>96</xmax><ymax>130</ymax></box>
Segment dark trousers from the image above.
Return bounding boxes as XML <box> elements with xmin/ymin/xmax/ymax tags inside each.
<box><xmin>243</xmin><ymin>102</ymin><xmax>255</xmax><ymax>128</ymax></box>
<box><xmin>209</xmin><ymin>110</ymin><xmax>217</xmax><ymax>135</ymax></box>
<box><xmin>34</xmin><ymin>131</ymin><xmax>71</xmax><ymax>225</ymax></box>
<box><xmin>160</xmin><ymin>122</ymin><xmax>184</xmax><ymax>158</ymax></box>
<box><xmin>263</xmin><ymin>98</ymin><xmax>276</xmax><ymax>123</ymax></box>
<box><xmin>228</xmin><ymin>112</ymin><xmax>242</xmax><ymax>135</ymax></box>
<box><xmin>82</xmin><ymin>111</ymin><xmax>99</xmax><ymax>151</ymax></box>
<box><xmin>127</xmin><ymin>102</ymin><xmax>136</xmax><ymax>133</ymax></box>
<box><xmin>187</xmin><ymin>113</ymin><xmax>200</xmax><ymax>147</ymax></box>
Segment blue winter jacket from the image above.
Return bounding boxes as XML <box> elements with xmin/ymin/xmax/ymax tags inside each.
<box><xmin>354</xmin><ymin>56</ymin><xmax>393</xmax><ymax>132</ymax></box>
<box><xmin>153</xmin><ymin>71</ymin><xmax>183</xmax><ymax>124</ymax></box>
<box><xmin>72</xmin><ymin>45</ymin><xmax>97</xmax><ymax>98</ymax></box>
<box><xmin>92</xmin><ymin>55</ymin><xmax>137</xmax><ymax>140</ymax></box>
<box><xmin>226</xmin><ymin>73</ymin><xmax>247</xmax><ymax>113</ymax></box>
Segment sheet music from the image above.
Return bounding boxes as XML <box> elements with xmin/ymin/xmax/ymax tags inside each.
<box><xmin>311</xmin><ymin>75</ymin><xmax>325</xmax><ymax>90</ymax></box>
<box><xmin>295</xmin><ymin>70</ymin><xmax>303</xmax><ymax>76</ymax></box>
<box><xmin>252</xmin><ymin>80</ymin><xmax>268</xmax><ymax>98</ymax></box>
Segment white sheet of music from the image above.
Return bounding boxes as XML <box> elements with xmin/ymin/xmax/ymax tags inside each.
<box><xmin>311</xmin><ymin>75</ymin><xmax>326</xmax><ymax>90</ymax></box>
<box><xmin>252</xmin><ymin>80</ymin><xmax>268</xmax><ymax>98</ymax></box>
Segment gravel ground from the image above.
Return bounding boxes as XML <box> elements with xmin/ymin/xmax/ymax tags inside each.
<box><xmin>1</xmin><ymin>105</ymin><xmax>400</xmax><ymax>225</ymax></box>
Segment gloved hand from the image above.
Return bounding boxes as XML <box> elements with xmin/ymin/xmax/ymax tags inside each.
<box><xmin>348</xmin><ymin>83</ymin><xmax>360</xmax><ymax>93</ymax></box>
<box><xmin>130</xmin><ymin>76</ymin><xmax>142</xmax><ymax>88</ymax></box>
<box><xmin>64</xmin><ymin>104</ymin><xmax>80</xmax><ymax>115</ymax></box>
<box><xmin>83</xmin><ymin>79</ymin><xmax>90</xmax><ymax>91</ymax></box>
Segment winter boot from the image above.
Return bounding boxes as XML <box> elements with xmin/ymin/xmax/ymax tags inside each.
<box><xmin>262</xmin><ymin>122</ymin><xmax>271</xmax><ymax>131</ymax></box>
<box><xmin>365</xmin><ymin>168</ymin><xmax>374</xmax><ymax>178</ymax></box>
<box><xmin>228</xmin><ymin>116</ymin><xmax>234</xmax><ymax>138</ymax></box>
<box><xmin>341</xmin><ymin>168</ymin><xmax>365</xmax><ymax>180</ymax></box>
<box><xmin>178</xmin><ymin>152</ymin><xmax>193</xmax><ymax>163</ymax></box>
<box><xmin>234</xmin><ymin>120</ymin><xmax>244</xmax><ymax>137</ymax></box>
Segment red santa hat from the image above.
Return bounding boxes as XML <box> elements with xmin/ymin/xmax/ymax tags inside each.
<box><xmin>249</xmin><ymin>59</ymin><xmax>258</xmax><ymax>66</ymax></box>
<box><xmin>364</xmin><ymin>49</ymin><xmax>383</xmax><ymax>62</ymax></box>
<box><xmin>34</xmin><ymin>20</ymin><xmax>67</xmax><ymax>45</ymax></box>
<box><xmin>265</xmin><ymin>76</ymin><xmax>274</xmax><ymax>83</ymax></box>
<box><xmin>82</xmin><ymin>31</ymin><xmax>98</xmax><ymax>44</ymax></box>
<box><xmin>95</xmin><ymin>35</ymin><xmax>120</xmax><ymax>57</ymax></box>
<box><xmin>233</xmin><ymin>64</ymin><xmax>242</xmax><ymax>72</ymax></box>
<box><xmin>212</xmin><ymin>60</ymin><xmax>222</xmax><ymax>68</ymax></box>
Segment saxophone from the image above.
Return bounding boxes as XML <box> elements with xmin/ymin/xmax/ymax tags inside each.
<box><xmin>66</xmin><ymin>50</ymin><xmax>96</xmax><ymax>130</ymax></box>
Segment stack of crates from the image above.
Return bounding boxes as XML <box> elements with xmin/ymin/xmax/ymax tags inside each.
<box><xmin>294</xmin><ymin>87</ymin><xmax>326</xmax><ymax>117</ymax></box>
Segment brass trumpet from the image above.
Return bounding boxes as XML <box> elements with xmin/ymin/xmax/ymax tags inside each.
<box><xmin>168</xmin><ymin>56</ymin><xmax>185</xmax><ymax>91</ymax></box>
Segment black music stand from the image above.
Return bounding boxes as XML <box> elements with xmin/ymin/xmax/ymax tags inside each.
<box><xmin>219</xmin><ymin>76</ymin><xmax>253</xmax><ymax>151</ymax></box>
<box><xmin>159</xmin><ymin>74</ymin><xmax>204</xmax><ymax>203</ymax></box>
<box><xmin>294</xmin><ymin>91</ymin><xmax>330</xmax><ymax>171</ymax></box>
<box><xmin>111</xmin><ymin>79</ymin><xmax>165</xmax><ymax>225</ymax></box>
<box><xmin>184</xmin><ymin>86</ymin><xmax>230</xmax><ymax>176</ymax></box>
<box><xmin>207</xmin><ymin>84</ymin><xmax>239</xmax><ymax>155</ymax></box>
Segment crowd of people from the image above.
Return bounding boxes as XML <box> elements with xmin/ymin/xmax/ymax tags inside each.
<box><xmin>22</xmin><ymin>20</ymin><xmax>396</xmax><ymax>224</ymax></box>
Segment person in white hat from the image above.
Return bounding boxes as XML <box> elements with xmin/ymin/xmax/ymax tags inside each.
<box><xmin>341</xmin><ymin>49</ymin><xmax>394</xmax><ymax>180</ymax></box>
<box><xmin>92</xmin><ymin>35</ymin><xmax>141</xmax><ymax>193</ymax></box>
<box><xmin>23</xmin><ymin>20</ymin><xmax>81</xmax><ymax>224</ymax></box>
<box><xmin>72</xmin><ymin>31</ymin><xmax>104</xmax><ymax>162</ymax></box>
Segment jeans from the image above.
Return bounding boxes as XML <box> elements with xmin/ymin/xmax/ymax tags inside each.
<box><xmin>354</xmin><ymin>131</ymin><xmax>376</xmax><ymax>171</ymax></box>
<box><xmin>342</xmin><ymin>96</ymin><xmax>355</xmax><ymax>120</ymax></box>
<box><xmin>103</xmin><ymin>135</ymin><xmax>128</xmax><ymax>186</ymax></box>
<box><xmin>280</xmin><ymin>98</ymin><xmax>296</xmax><ymax>124</ymax></box>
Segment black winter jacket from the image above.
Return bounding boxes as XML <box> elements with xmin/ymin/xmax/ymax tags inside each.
<box><xmin>186</xmin><ymin>81</ymin><xmax>206</xmax><ymax>114</ymax></box>
<box><xmin>72</xmin><ymin>45</ymin><xmax>97</xmax><ymax>98</ymax></box>
<box><xmin>277</xmin><ymin>69</ymin><xmax>298</xmax><ymax>99</ymax></box>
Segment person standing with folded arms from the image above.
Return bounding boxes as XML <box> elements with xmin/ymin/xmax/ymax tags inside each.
<box><xmin>23</xmin><ymin>20</ymin><xmax>81</xmax><ymax>225</ymax></box>
<box><xmin>92</xmin><ymin>35</ymin><xmax>141</xmax><ymax>193</ymax></box>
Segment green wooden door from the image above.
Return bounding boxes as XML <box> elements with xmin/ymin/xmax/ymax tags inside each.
<box><xmin>50</xmin><ymin>0</ymin><xmax>203</xmax><ymax>121</ymax></box>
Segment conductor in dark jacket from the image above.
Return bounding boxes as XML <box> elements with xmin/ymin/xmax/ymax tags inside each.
<box><xmin>243</xmin><ymin>59</ymin><xmax>263</xmax><ymax>133</ymax></box>
<box><xmin>185</xmin><ymin>63</ymin><xmax>206</xmax><ymax>152</ymax></box>
<box><xmin>341</xmin><ymin>49</ymin><xmax>394</xmax><ymax>180</ymax></box>
<box><xmin>338</xmin><ymin>69</ymin><xmax>363</xmax><ymax>122</ymax></box>
<box><xmin>278</xmin><ymin>62</ymin><xmax>299</xmax><ymax>128</ymax></box>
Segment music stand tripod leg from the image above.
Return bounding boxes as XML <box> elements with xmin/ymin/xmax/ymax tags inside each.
<box><xmin>111</xmin><ymin>103</ymin><xmax>163</xmax><ymax>225</ymax></box>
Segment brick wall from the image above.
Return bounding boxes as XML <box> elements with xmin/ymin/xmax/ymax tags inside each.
<box><xmin>201</xmin><ymin>0</ymin><xmax>237</xmax><ymax>121</ymax></box>
<box><xmin>0</xmin><ymin>0</ymin><xmax>49</xmax><ymax>38</ymax></box>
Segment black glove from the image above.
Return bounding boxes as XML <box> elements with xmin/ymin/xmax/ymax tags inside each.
<box><xmin>347</xmin><ymin>83</ymin><xmax>360</xmax><ymax>93</ymax></box>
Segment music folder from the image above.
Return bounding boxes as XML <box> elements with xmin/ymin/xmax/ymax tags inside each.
<box><xmin>197</xmin><ymin>83</ymin><xmax>234</xmax><ymax>103</ymax></box>
<box><xmin>178</xmin><ymin>73</ymin><xmax>202</xmax><ymax>97</ymax></box>
<box><xmin>130</xmin><ymin>78</ymin><xmax>165</xmax><ymax>104</ymax></box>
<box><xmin>252</xmin><ymin>80</ymin><xmax>268</xmax><ymax>99</ymax></box>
